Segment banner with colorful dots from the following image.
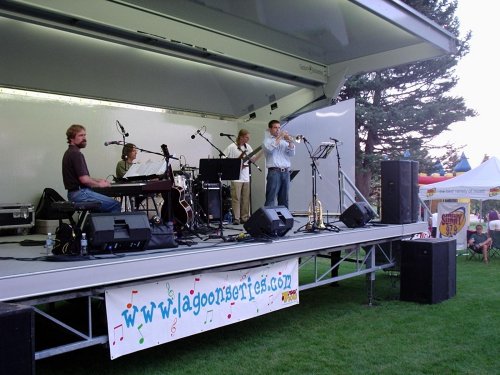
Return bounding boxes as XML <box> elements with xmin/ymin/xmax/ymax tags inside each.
<box><xmin>105</xmin><ymin>258</ymin><xmax>299</xmax><ymax>359</ymax></box>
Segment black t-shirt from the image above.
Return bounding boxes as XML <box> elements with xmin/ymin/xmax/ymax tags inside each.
<box><xmin>62</xmin><ymin>145</ymin><xmax>89</xmax><ymax>190</ymax></box>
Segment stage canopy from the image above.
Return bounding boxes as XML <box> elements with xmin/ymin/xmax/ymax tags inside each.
<box><xmin>419</xmin><ymin>157</ymin><xmax>500</xmax><ymax>201</ymax></box>
<box><xmin>0</xmin><ymin>0</ymin><xmax>457</xmax><ymax>120</ymax></box>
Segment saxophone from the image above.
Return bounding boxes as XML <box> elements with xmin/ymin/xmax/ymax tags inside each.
<box><xmin>306</xmin><ymin>197</ymin><xmax>325</xmax><ymax>230</ymax></box>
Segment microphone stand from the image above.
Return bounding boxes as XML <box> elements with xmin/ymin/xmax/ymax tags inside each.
<box><xmin>196</xmin><ymin>132</ymin><xmax>228</xmax><ymax>239</ymax></box>
<box><xmin>197</xmin><ymin>132</ymin><xmax>226</xmax><ymax>158</ymax></box>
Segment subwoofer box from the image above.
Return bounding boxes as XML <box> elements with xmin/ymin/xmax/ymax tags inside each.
<box><xmin>88</xmin><ymin>212</ymin><xmax>151</xmax><ymax>253</ymax></box>
<box><xmin>244</xmin><ymin>206</ymin><xmax>294</xmax><ymax>237</ymax></box>
<box><xmin>400</xmin><ymin>238</ymin><xmax>456</xmax><ymax>304</ymax></box>
<box><xmin>339</xmin><ymin>202</ymin><xmax>375</xmax><ymax>228</ymax></box>
<box><xmin>0</xmin><ymin>302</ymin><xmax>34</xmax><ymax>375</ymax></box>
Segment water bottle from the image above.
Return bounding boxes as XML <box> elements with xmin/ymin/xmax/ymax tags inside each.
<box><xmin>227</xmin><ymin>209</ymin><xmax>233</xmax><ymax>224</ymax></box>
<box><xmin>45</xmin><ymin>232</ymin><xmax>53</xmax><ymax>255</ymax></box>
<box><xmin>80</xmin><ymin>233</ymin><xmax>88</xmax><ymax>255</ymax></box>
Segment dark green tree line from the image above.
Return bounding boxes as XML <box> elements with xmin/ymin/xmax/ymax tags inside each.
<box><xmin>337</xmin><ymin>0</ymin><xmax>476</xmax><ymax>204</ymax></box>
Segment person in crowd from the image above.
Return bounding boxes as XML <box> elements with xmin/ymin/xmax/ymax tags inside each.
<box><xmin>116</xmin><ymin>143</ymin><xmax>138</xmax><ymax>180</ymax></box>
<box><xmin>62</xmin><ymin>124</ymin><xmax>121</xmax><ymax>213</ymax></box>
<box><xmin>263</xmin><ymin>119</ymin><xmax>295</xmax><ymax>208</ymax></box>
<box><xmin>487</xmin><ymin>209</ymin><xmax>500</xmax><ymax>233</ymax></box>
<box><xmin>468</xmin><ymin>224</ymin><xmax>492</xmax><ymax>264</ymax></box>
<box><xmin>430</xmin><ymin>212</ymin><xmax>438</xmax><ymax>238</ymax></box>
<box><xmin>223</xmin><ymin>129</ymin><xmax>259</xmax><ymax>225</ymax></box>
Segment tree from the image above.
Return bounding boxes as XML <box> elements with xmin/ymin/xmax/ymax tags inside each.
<box><xmin>337</xmin><ymin>0</ymin><xmax>476</xmax><ymax>203</ymax></box>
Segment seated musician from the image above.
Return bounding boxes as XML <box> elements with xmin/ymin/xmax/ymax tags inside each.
<box><xmin>115</xmin><ymin>142</ymin><xmax>145</xmax><ymax>210</ymax></box>
<box><xmin>116</xmin><ymin>143</ymin><xmax>137</xmax><ymax>180</ymax></box>
<box><xmin>62</xmin><ymin>124</ymin><xmax>121</xmax><ymax>213</ymax></box>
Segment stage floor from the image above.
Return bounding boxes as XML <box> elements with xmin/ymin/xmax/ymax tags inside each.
<box><xmin>0</xmin><ymin>216</ymin><xmax>426</xmax><ymax>303</ymax></box>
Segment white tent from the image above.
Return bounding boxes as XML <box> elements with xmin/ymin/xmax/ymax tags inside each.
<box><xmin>419</xmin><ymin>157</ymin><xmax>500</xmax><ymax>201</ymax></box>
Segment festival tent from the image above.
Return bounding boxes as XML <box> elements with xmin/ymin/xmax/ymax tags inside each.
<box><xmin>419</xmin><ymin>157</ymin><xmax>500</xmax><ymax>201</ymax></box>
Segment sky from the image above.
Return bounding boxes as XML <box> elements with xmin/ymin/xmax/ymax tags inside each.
<box><xmin>430</xmin><ymin>1</ymin><xmax>498</xmax><ymax>169</ymax></box>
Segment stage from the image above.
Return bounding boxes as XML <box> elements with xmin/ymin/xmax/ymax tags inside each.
<box><xmin>0</xmin><ymin>216</ymin><xmax>426</xmax><ymax>361</ymax></box>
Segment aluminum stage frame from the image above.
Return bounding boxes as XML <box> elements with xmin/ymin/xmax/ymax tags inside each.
<box><xmin>0</xmin><ymin>218</ymin><xmax>426</xmax><ymax>361</ymax></box>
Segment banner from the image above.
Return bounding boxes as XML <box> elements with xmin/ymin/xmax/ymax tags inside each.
<box><xmin>437</xmin><ymin>202</ymin><xmax>469</xmax><ymax>249</ymax></box>
<box><xmin>105</xmin><ymin>258</ymin><xmax>299</xmax><ymax>359</ymax></box>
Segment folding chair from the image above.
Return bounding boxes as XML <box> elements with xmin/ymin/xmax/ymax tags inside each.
<box><xmin>466</xmin><ymin>229</ymin><xmax>482</xmax><ymax>261</ymax></box>
<box><xmin>489</xmin><ymin>230</ymin><xmax>500</xmax><ymax>259</ymax></box>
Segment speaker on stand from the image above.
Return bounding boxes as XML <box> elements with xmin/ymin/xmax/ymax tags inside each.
<box><xmin>381</xmin><ymin>160</ymin><xmax>418</xmax><ymax>224</ymax></box>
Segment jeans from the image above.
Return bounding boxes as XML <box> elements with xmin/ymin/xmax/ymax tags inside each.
<box><xmin>264</xmin><ymin>169</ymin><xmax>290</xmax><ymax>208</ymax></box>
<box><xmin>68</xmin><ymin>188</ymin><xmax>121</xmax><ymax>213</ymax></box>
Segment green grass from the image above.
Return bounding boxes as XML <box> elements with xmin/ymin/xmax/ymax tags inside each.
<box><xmin>36</xmin><ymin>256</ymin><xmax>500</xmax><ymax>375</ymax></box>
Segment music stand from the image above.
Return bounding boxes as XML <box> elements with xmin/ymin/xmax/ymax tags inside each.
<box><xmin>312</xmin><ymin>142</ymin><xmax>336</xmax><ymax>159</ymax></box>
<box><xmin>199</xmin><ymin>158</ymin><xmax>241</xmax><ymax>240</ymax></box>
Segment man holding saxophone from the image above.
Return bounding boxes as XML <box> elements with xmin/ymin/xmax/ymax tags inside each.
<box><xmin>263</xmin><ymin>119</ymin><xmax>295</xmax><ymax>208</ymax></box>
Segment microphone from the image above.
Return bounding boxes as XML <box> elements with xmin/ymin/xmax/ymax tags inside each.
<box><xmin>117</xmin><ymin>121</ymin><xmax>129</xmax><ymax>137</ymax></box>
<box><xmin>191</xmin><ymin>129</ymin><xmax>201</xmax><ymax>139</ymax></box>
<box><xmin>104</xmin><ymin>140</ymin><xmax>122</xmax><ymax>146</ymax></box>
<box><xmin>220</xmin><ymin>132</ymin><xmax>235</xmax><ymax>137</ymax></box>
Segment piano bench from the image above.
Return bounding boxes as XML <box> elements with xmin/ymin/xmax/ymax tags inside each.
<box><xmin>50</xmin><ymin>201</ymin><xmax>102</xmax><ymax>230</ymax></box>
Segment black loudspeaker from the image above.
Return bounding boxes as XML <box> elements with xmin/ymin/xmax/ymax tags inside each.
<box><xmin>339</xmin><ymin>202</ymin><xmax>375</xmax><ymax>228</ymax></box>
<box><xmin>400</xmin><ymin>238</ymin><xmax>456</xmax><ymax>304</ymax></box>
<box><xmin>244</xmin><ymin>206</ymin><xmax>294</xmax><ymax>237</ymax></box>
<box><xmin>0</xmin><ymin>302</ymin><xmax>34</xmax><ymax>375</ymax></box>
<box><xmin>199</xmin><ymin>184</ymin><xmax>221</xmax><ymax>220</ymax></box>
<box><xmin>88</xmin><ymin>212</ymin><xmax>151</xmax><ymax>253</ymax></box>
<box><xmin>411</xmin><ymin>161</ymin><xmax>420</xmax><ymax>223</ymax></box>
<box><xmin>381</xmin><ymin>160</ymin><xmax>418</xmax><ymax>224</ymax></box>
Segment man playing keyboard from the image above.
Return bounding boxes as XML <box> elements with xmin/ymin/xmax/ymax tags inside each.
<box><xmin>62</xmin><ymin>124</ymin><xmax>121</xmax><ymax>213</ymax></box>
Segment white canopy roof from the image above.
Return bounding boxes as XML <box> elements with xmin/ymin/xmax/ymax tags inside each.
<box><xmin>419</xmin><ymin>157</ymin><xmax>500</xmax><ymax>201</ymax></box>
<box><xmin>0</xmin><ymin>0</ymin><xmax>457</xmax><ymax>119</ymax></box>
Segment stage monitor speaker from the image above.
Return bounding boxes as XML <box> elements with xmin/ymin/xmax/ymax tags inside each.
<box><xmin>244</xmin><ymin>206</ymin><xmax>294</xmax><ymax>237</ymax></box>
<box><xmin>0</xmin><ymin>302</ymin><xmax>34</xmax><ymax>375</ymax></box>
<box><xmin>88</xmin><ymin>212</ymin><xmax>151</xmax><ymax>253</ymax></box>
<box><xmin>339</xmin><ymin>202</ymin><xmax>375</xmax><ymax>228</ymax></box>
<box><xmin>381</xmin><ymin>160</ymin><xmax>418</xmax><ymax>224</ymax></box>
<box><xmin>400</xmin><ymin>238</ymin><xmax>456</xmax><ymax>304</ymax></box>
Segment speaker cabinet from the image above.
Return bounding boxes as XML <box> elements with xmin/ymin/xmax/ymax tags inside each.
<box><xmin>400</xmin><ymin>238</ymin><xmax>456</xmax><ymax>304</ymax></box>
<box><xmin>199</xmin><ymin>184</ymin><xmax>221</xmax><ymax>220</ymax></box>
<box><xmin>244</xmin><ymin>206</ymin><xmax>294</xmax><ymax>237</ymax></box>
<box><xmin>381</xmin><ymin>160</ymin><xmax>418</xmax><ymax>224</ymax></box>
<box><xmin>410</xmin><ymin>161</ymin><xmax>420</xmax><ymax>223</ymax></box>
<box><xmin>88</xmin><ymin>212</ymin><xmax>151</xmax><ymax>253</ymax></box>
<box><xmin>339</xmin><ymin>202</ymin><xmax>375</xmax><ymax>228</ymax></box>
<box><xmin>0</xmin><ymin>302</ymin><xmax>34</xmax><ymax>375</ymax></box>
